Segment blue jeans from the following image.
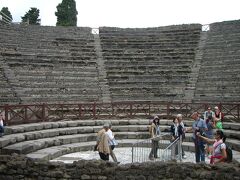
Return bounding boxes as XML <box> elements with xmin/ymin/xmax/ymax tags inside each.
<box><xmin>0</xmin><ymin>126</ymin><xmax>4</xmax><ymax>136</ymax></box>
<box><xmin>149</xmin><ymin>140</ymin><xmax>159</xmax><ymax>158</ymax></box>
<box><xmin>193</xmin><ymin>138</ymin><xmax>205</xmax><ymax>162</ymax></box>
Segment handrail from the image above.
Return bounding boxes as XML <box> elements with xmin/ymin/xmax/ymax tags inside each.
<box><xmin>131</xmin><ymin>133</ymin><xmax>169</xmax><ymax>146</ymax></box>
<box><xmin>131</xmin><ymin>133</ymin><xmax>170</xmax><ymax>163</ymax></box>
<box><xmin>160</xmin><ymin>135</ymin><xmax>182</xmax><ymax>162</ymax></box>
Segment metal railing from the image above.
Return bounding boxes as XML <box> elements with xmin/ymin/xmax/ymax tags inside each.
<box><xmin>131</xmin><ymin>133</ymin><xmax>169</xmax><ymax>163</ymax></box>
<box><xmin>131</xmin><ymin>134</ymin><xmax>183</xmax><ymax>163</ymax></box>
<box><xmin>161</xmin><ymin>135</ymin><xmax>182</xmax><ymax>162</ymax></box>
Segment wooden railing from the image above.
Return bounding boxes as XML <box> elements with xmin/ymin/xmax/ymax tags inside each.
<box><xmin>0</xmin><ymin>102</ymin><xmax>239</xmax><ymax>125</ymax></box>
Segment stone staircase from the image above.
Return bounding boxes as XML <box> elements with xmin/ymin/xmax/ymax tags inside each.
<box><xmin>183</xmin><ymin>31</ymin><xmax>208</xmax><ymax>102</ymax></box>
<box><xmin>93</xmin><ymin>33</ymin><xmax>111</xmax><ymax>103</ymax></box>
<box><xmin>193</xmin><ymin>20</ymin><xmax>240</xmax><ymax>102</ymax></box>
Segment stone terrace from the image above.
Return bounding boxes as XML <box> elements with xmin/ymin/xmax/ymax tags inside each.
<box><xmin>0</xmin><ymin>118</ymin><xmax>239</xmax><ymax>162</ymax></box>
<box><xmin>0</xmin><ymin>20</ymin><xmax>240</xmax><ymax>105</ymax></box>
<box><xmin>0</xmin><ymin>24</ymin><xmax>102</xmax><ymax>104</ymax></box>
<box><xmin>194</xmin><ymin>20</ymin><xmax>240</xmax><ymax>102</ymax></box>
<box><xmin>99</xmin><ymin>25</ymin><xmax>202</xmax><ymax>102</ymax></box>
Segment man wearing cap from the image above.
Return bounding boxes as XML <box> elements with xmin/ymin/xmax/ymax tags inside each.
<box><xmin>96</xmin><ymin>123</ymin><xmax>110</xmax><ymax>161</ymax></box>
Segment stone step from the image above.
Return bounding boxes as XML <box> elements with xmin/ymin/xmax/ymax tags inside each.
<box><xmin>25</xmin><ymin>139</ymin><xmax>240</xmax><ymax>161</ymax></box>
<box><xmin>5</xmin><ymin>119</ymin><xmax>240</xmax><ymax>135</ymax></box>
<box><xmin>1</xmin><ymin>120</ymin><xmax>239</xmax><ymax>152</ymax></box>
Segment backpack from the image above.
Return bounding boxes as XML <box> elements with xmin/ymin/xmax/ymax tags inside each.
<box><xmin>225</xmin><ymin>145</ymin><xmax>233</xmax><ymax>162</ymax></box>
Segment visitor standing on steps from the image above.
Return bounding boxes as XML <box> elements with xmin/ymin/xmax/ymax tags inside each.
<box><xmin>149</xmin><ymin>116</ymin><xmax>161</xmax><ymax>160</ymax></box>
<box><xmin>190</xmin><ymin>112</ymin><xmax>208</xmax><ymax>163</ymax></box>
<box><xmin>176</xmin><ymin>114</ymin><xmax>187</xmax><ymax>159</ymax></box>
<box><xmin>196</xmin><ymin>129</ymin><xmax>227</xmax><ymax>164</ymax></box>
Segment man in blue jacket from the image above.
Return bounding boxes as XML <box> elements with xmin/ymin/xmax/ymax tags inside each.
<box><xmin>191</xmin><ymin>112</ymin><xmax>208</xmax><ymax>163</ymax></box>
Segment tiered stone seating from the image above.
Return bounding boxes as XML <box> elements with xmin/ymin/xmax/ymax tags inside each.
<box><xmin>0</xmin><ymin>59</ymin><xmax>19</xmax><ymax>104</ymax></box>
<box><xmin>0</xmin><ymin>119</ymin><xmax>239</xmax><ymax>162</ymax></box>
<box><xmin>0</xmin><ymin>24</ymin><xmax>101</xmax><ymax>104</ymax></box>
<box><xmin>99</xmin><ymin>25</ymin><xmax>202</xmax><ymax>102</ymax></box>
<box><xmin>194</xmin><ymin>20</ymin><xmax>240</xmax><ymax>102</ymax></box>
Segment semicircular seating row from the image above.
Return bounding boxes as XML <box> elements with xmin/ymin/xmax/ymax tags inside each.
<box><xmin>0</xmin><ymin>119</ymin><xmax>239</xmax><ymax>162</ymax></box>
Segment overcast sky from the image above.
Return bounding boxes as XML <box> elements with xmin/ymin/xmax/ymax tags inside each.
<box><xmin>0</xmin><ymin>0</ymin><xmax>240</xmax><ymax>28</ymax></box>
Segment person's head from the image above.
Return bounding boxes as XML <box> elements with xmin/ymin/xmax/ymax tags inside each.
<box><xmin>214</xmin><ymin>106</ymin><xmax>220</xmax><ymax>112</ymax></box>
<box><xmin>0</xmin><ymin>112</ymin><xmax>3</xmax><ymax>119</ymax></box>
<box><xmin>176</xmin><ymin>114</ymin><xmax>183</xmax><ymax>122</ymax></box>
<box><xmin>191</xmin><ymin>112</ymin><xmax>199</xmax><ymax>120</ymax></box>
<box><xmin>153</xmin><ymin>116</ymin><xmax>160</xmax><ymax>125</ymax></box>
<box><xmin>173</xmin><ymin>117</ymin><xmax>178</xmax><ymax>124</ymax></box>
<box><xmin>103</xmin><ymin>123</ymin><xmax>110</xmax><ymax>131</ymax></box>
<box><xmin>215</xmin><ymin>130</ymin><xmax>226</xmax><ymax>142</ymax></box>
<box><xmin>207</xmin><ymin>107</ymin><xmax>211</xmax><ymax>112</ymax></box>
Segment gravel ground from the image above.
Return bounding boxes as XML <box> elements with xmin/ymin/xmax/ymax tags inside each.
<box><xmin>50</xmin><ymin>147</ymin><xmax>211</xmax><ymax>164</ymax></box>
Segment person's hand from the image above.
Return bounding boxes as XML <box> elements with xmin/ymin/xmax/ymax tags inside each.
<box><xmin>196</xmin><ymin>132</ymin><xmax>200</xmax><ymax>136</ymax></box>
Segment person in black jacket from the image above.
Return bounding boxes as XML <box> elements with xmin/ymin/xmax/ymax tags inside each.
<box><xmin>170</xmin><ymin>116</ymin><xmax>186</xmax><ymax>160</ymax></box>
<box><xmin>170</xmin><ymin>118</ymin><xmax>179</xmax><ymax>159</ymax></box>
<box><xmin>176</xmin><ymin>114</ymin><xmax>186</xmax><ymax>159</ymax></box>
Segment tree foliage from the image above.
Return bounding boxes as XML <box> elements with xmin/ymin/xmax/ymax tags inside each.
<box><xmin>0</xmin><ymin>7</ymin><xmax>13</xmax><ymax>22</ymax></box>
<box><xmin>55</xmin><ymin>0</ymin><xmax>78</xmax><ymax>26</ymax></box>
<box><xmin>21</xmin><ymin>7</ymin><xmax>41</xmax><ymax>25</ymax></box>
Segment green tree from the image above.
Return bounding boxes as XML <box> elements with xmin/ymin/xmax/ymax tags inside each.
<box><xmin>55</xmin><ymin>0</ymin><xmax>78</xmax><ymax>26</ymax></box>
<box><xmin>0</xmin><ymin>7</ymin><xmax>13</xmax><ymax>22</ymax></box>
<box><xmin>21</xmin><ymin>7</ymin><xmax>41</xmax><ymax>25</ymax></box>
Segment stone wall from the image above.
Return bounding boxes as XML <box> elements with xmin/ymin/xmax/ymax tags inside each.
<box><xmin>0</xmin><ymin>154</ymin><xmax>239</xmax><ymax>180</ymax></box>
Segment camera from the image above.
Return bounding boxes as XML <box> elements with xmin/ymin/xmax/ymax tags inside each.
<box><xmin>196</xmin><ymin>129</ymin><xmax>206</xmax><ymax>137</ymax></box>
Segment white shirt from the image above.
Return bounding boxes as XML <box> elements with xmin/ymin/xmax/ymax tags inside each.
<box><xmin>0</xmin><ymin>119</ymin><xmax>3</xmax><ymax>127</ymax></box>
<box><xmin>214</xmin><ymin>142</ymin><xmax>226</xmax><ymax>156</ymax></box>
<box><xmin>106</xmin><ymin>129</ymin><xmax>114</xmax><ymax>140</ymax></box>
<box><xmin>106</xmin><ymin>129</ymin><xmax>118</xmax><ymax>145</ymax></box>
<box><xmin>180</xmin><ymin>122</ymin><xmax>185</xmax><ymax>129</ymax></box>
